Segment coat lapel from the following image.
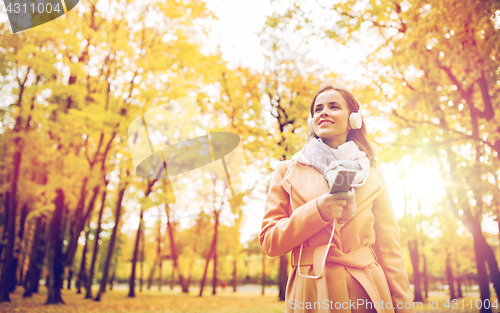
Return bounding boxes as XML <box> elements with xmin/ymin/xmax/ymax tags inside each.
<box><xmin>280</xmin><ymin>162</ymin><xmax>329</xmax><ymax>206</ymax></box>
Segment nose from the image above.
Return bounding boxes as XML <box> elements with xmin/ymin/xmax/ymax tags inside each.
<box><xmin>319</xmin><ymin>108</ymin><xmax>331</xmax><ymax>117</ymax></box>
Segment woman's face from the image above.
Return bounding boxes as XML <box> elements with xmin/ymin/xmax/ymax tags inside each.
<box><xmin>312</xmin><ymin>89</ymin><xmax>351</xmax><ymax>148</ymax></box>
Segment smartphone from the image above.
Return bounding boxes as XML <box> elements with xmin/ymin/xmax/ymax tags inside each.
<box><xmin>329</xmin><ymin>170</ymin><xmax>357</xmax><ymax>194</ymax></box>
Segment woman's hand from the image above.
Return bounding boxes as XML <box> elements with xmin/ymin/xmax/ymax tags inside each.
<box><xmin>316</xmin><ymin>191</ymin><xmax>356</xmax><ymax>222</ymax></box>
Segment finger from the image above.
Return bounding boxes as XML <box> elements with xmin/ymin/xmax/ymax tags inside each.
<box><xmin>329</xmin><ymin>192</ymin><xmax>349</xmax><ymax>200</ymax></box>
<box><xmin>341</xmin><ymin>192</ymin><xmax>354</xmax><ymax>199</ymax></box>
<box><xmin>337</xmin><ymin>200</ymin><xmax>347</xmax><ymax>207</ymax></box>
<box><xmin>333</xmin><ymin>208</ymin><xmax>342</xmax><ymax>218</ymax></box>
<box><xmin>329</xmin><ymin>192</ymin><xmax>354</xmax><ymax>200</ymax></box>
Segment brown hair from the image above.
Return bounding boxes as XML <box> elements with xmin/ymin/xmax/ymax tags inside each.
<box><xmin>305</xmin><ymin>82</ymin><xmax>377</xmax><ymax>167</ymax></box>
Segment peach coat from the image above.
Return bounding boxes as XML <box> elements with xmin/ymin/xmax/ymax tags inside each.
<box><xmin>260</xmin><ymin>160</ymin><xmax>415</xmax><ymax>313</ymax></box>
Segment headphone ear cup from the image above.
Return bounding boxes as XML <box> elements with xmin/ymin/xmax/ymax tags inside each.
<box><xmin>308</xmin><ymin>113</ymin><xmax>314</xmax><ymax>134</ymax></box>
<box><xmin>349</xmin><ymin>112</ymin><xmax>363</xmax><ymax>129</ymax></box>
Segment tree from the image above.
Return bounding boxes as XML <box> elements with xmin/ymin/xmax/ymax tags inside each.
<box><xmin>156</xmin><ymin>206</ymin><xmax>163</xmax><ymax>292</ymax></box>
<box><xmin>94</xmin><ymin>171</ymin><xmax>129</xmax><ymax>301</ymax></box>
<box><xmin>76</xmin><ymin>222</ymin><xmax>90</xmax><ymax>294</ymax></box>
<box><xmin>198</xmin><ymin>191</ymin><xmax>223</xmax><ymax>297</ymax></box>
<box><xmin>85</xmin><ymin>187</ymin><xmax>108</xmax><ymax>299</ymax></box>
<box><xmin>45</xmin><ymin>189</ymin><xmax>65</xmax><ymax>304</ymax></box>
<box><xmin>128</xmin><ymin>178</ymin><xmax>158</xmax><ymax>297</ymax></box>
<box><xmin>23</xmin><ymin>215</ymin><xmax>47</xmax><ymax>298</ymax></box>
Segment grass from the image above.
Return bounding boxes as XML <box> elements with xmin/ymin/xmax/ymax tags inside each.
<box><xmin>1</xmin><ymin>286</ymin><xmax>499</xmax><ymax>313</ymax></box>
<box><xmin>0</xmin><ymin>286</ymin><xmax>284</xmax><ymax>313</ymax></box>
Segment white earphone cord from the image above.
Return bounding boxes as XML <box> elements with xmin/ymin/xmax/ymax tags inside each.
<box><xmin>297</xmin><ymin>219</ymin><xmax>336</xmax><ymax>279</ymax></box>
<box><xmin>286</xmin><ymin>140</ymin><xmax>336</xmax><ymax>279</ymax></box>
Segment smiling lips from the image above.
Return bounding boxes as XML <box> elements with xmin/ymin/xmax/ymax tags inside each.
<box><xmin>319</xmin><ymin>119</ymin><xmax>334</xmax><ymax>126</ymax></box>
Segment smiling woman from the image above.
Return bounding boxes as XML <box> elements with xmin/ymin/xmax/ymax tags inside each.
<box><xmin>260</xmin><ymin>82</ymin><xmax>414</xmax><ymax>313</ymax></box>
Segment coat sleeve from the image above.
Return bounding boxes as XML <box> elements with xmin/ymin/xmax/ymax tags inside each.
<box><xmin>372</xmin><ymin>170</ymin><xmax>415</xmax><ymax>313</ymax></box>
<box><xmin>260</xmin><ymin>161</ymin><xmax>331</xmax><ymax>257</ymax></box>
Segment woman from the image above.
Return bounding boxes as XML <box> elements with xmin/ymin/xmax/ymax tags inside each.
<box><xmin>259</xmin><ymin>83</ymin><xmax>415</xmax><ymax>313</ymax></box>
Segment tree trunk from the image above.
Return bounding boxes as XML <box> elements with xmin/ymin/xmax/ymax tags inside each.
<box><xmin>423</xmin><ymin>253</ymin><xmax>428</xmax><ymax>299</ymax></box>
<box><xmin>480</xmin><ymin>233</ymin><xmax>500</xmax><ymax>300</ymax></box>
<box><xmin>462</xmin><ymin>211</ymin><xmax>499</xmax><ymax>309</ymax></box>
<box><xmin>140</xmin><ymin>225</ymin><xmax>144</xmax><ymax>292</ymax></box>
<box><xmin>261</xmin><ymin>251</ymin><xmax>266</xmax><ymax>295</ymax></box>
<box><xmin>32</xmin><ymin>219</ymin><xmax>47</xmax><ymax>294</ymax></box>
<box><xmin>64</xmin><ymin>178</ymin><xmax>90</xmax><ymax>267</ymax></box>
<box><xmin>76</xmin><ymin>225</ymin><xmax>90</xmax><ymax>294</ymax></box>
<box><xmin>45</xmin><ymin>189</ymin><xmax>65</xmax><ymax>304</ymax></box>
<box><xmin>445</xmin><ymin>252</ymin><xmax>457</xmax><ymax>300</ymax></box>
<box><xmin>109</xmin><ymin>269</ymin><xmax>115</xmax><ymax>291</ymax></box>
<box><xmin>457</xmin><ymin>276</ymin><xmax>463</xmax><ymax>298</ymax></box>
<box><xmin>94</xmin><ymin>182</ymin><xmax>127</xmax><ymax>301</ymax></box>
<box><xmin>147</xmin><ymin>258</ymin><xmax>157</xmax><ymax>290</ymax></box>
<box><xmin>0</xmin><ymin>192</ymin><xmax>9</xmax><ymax>260</ymax></box>
<box><xmin>158</xmin><ymin>260</ymin><xmax>162</xmax><ymax>291</ymax></box>
<box><xmin>67</xmin><ymin>267</ymin><xmax>73</xmax><ymax>290</ymax></box>
<box><xmin>16</xmin><ymin>204</ymin><xmax>29</xmax><ymax>287</ymax></box>
<box><xmin>212</xmin><ymin>210</ymin><xmax>219</xmax><ymax>295</ymax></box>
<box><xmin>166</xmin><ymin>206</ymin><xmax>186</xmax><ymax>293</ymax></box>
<box><xmin>17</xmin><ymin>237</ymin><xmax>28</xmax><ymax>288</ymax></box>
<box><xmin>10</xmin><ymin>256</ymin><xmax>18</xmax><ymax>292</ymax></box>
<box><xmin>278</xmin><ymin>254</ymin><xmax>287</xmax><ymax>301</ymax></box>
<box><xmin>199</xmin><ymin>225</ymin><xmax>216</xmax><ymax>297</ymax></box>
<box><xmin>157</xmin><ymin>209</ymin><xmax>162</xmax><ymax>292</ymax></box>
<box><xmin>183</xmin><ymin>256</ymin><xmax>195</xmax><ymax>293</ymax></box>
<box><xmin>130</xmin><ymin>179</ymin><xmax>156</xmax><ymax>295</ymax></box>
<box><xmin>23</xmin><ymin>216</ymin><xmax>46</xmax><ymax>297</ymax></box>
<box><xmin>0</xmin><ymin>193</ymin><xmax>8</xmax><ymax>263</ymax></box>
<box><xmin>409</xmin><ymin>239</ymin><xmax>423</xmax><ymax>302</ymax></box>
<box><xmin>59</xmin><ymin>206</ymin><xmax>70</xmax><ymax>291</ymax></box>
<box><xmin>472</xmin><ymin>227</ymin><xmax>491</xmax><ymax>313</ymax></box>
<box><xmin>64</xmin><ymin>184</ymin><xmax>100</xmax><ymax>270</ymax></box>
<box><xmin>85</xmin><ymin>189</ymin><xmax>107</xmax><ymax>299</ymax></box>
<box><xmin>0</xmin><ymin>149</ymin><xmax>22</xmax><ymax>302</ymax></box>
<box><xmin>183</xmin><ymin>219</ymin><xmax>204</xmax><ymax>294</ymax></box>
<box><xmin>182</xmin><ymin>271</ymin><xmax>189</xmax><ymax>293</ymax></box>
<box><xmin>170</xmin><ymin>261</ymin><xmax>175</xmax><ymax>291</ymax></box>
<box><xmin>233</xmin><ymin>258</ymin><xmax>237</xmax><ymax>293</ymax></box>
<box><xmin>128</xmin><ymin>208</ymin><xmax>143</xmax><ymax>297</ymax></box>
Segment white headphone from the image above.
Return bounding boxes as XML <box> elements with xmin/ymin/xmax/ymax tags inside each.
<box><xmin>308</xmin><ymin>98</ymin><xmax>363</xmax><ymax>135</ymax></box>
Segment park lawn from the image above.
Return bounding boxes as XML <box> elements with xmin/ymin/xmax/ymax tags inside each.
<box><xmin>0</xmin><ymin>287</ymin><xmax>285</xmax><ymax>313</ymax></box>
<box><xmin>1</xmin><ymin>287</ymin><xmax>499</xmax><ymax>313</ymax></box>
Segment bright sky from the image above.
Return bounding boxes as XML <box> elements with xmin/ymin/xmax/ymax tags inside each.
<box><xmin>200</xmin><ymin>0</ymin><xmax>273</xmax><ymax>71</ymax></box>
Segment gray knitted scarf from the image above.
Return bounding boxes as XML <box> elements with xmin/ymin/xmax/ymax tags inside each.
<box><xmin>291</xmin><ymin>138</ymin><xmax>370</xmax><ymax>189</ymax></box>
